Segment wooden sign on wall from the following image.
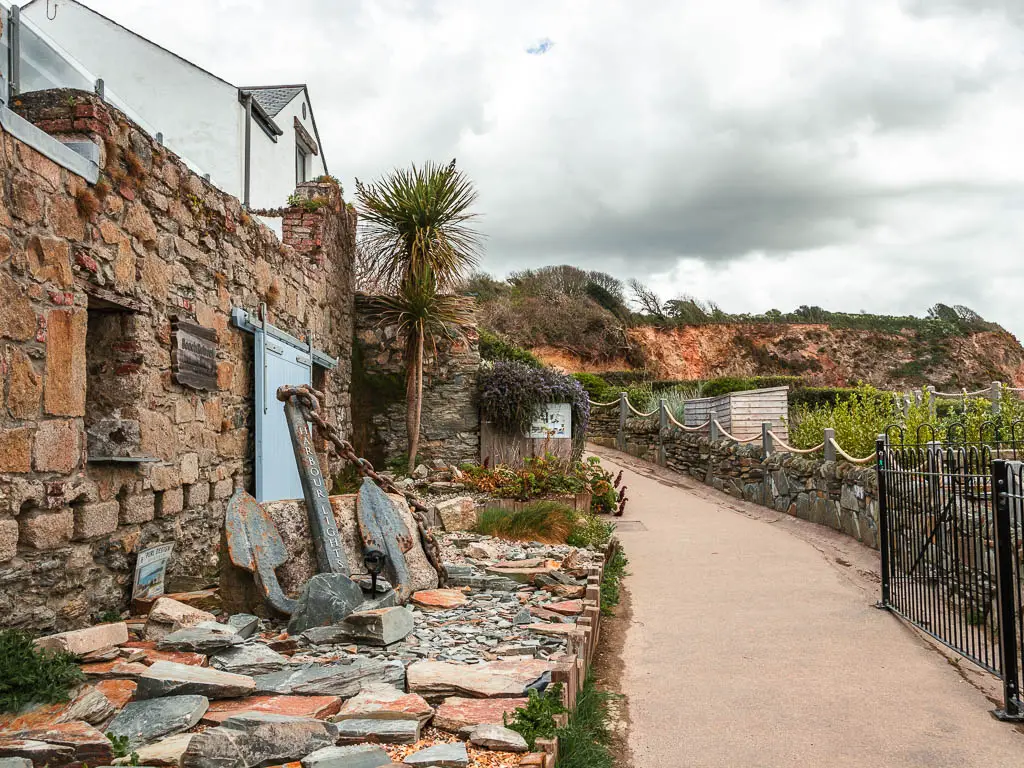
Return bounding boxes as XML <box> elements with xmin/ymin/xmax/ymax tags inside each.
<box><xmin>171</xmin><ymin>318</ymin><xmax>218</xmax><ymax>390</ymax></box>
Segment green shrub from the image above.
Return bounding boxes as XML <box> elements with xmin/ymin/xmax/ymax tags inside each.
<box><xmin>474</xmin><ymin>501</ymin><xmax>576</xmax><ymax>543</ymax></box>
<box><xmin>462</xmin><ymin>454</ymin><xmax>614</xmax><ymax>505</ymax></box>
<box><xmin>601</xmin><ymin>548</ymin><xmax>628</xmax><ymax>616</ymax></box>
<box><xmin>700</xmin><ymin>375</ymin><xmax>801</xmax><ymax>398</ymax></box>
<box><xmin>0</xmin><ymin>629</ymin><xmax>85</xmax><ymax>713</ymax></box>
<box><xmin>572</xmin><ymin>373</ymin><xmax>615</xmax><ymax>404</ymax></box>
<box><xmin>504</xmin><ymin>685</ymin><xmax>566</xmax><ymax>750</ymax></box>
<box><xmin>478</xmin><ymin>329</ymin><xmax>543</xmax><ymax>368</ymax></box>
<box><xmin>567</xmin><ymin>514</ymin><xmax>615</xmax><ymax>549</ymax></box>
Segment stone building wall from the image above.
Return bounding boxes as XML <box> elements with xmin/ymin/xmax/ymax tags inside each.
<box><xmin>351</xmin><ymin>295</ymin><xmax>480</xmax><ymax>470</ymax></box>
<box><xmin>588</xmin><ymin>405</ymin><xmax>879</xmax><ymax>549</ymax></box>
<box><xmin>0</xmin><ymin>89</ymin><xmax>356</xmax><ymax>630</ymax></box>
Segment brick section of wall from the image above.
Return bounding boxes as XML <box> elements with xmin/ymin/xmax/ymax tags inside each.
<box><xmin>0</xmin><ymin>89</ymin><xmax>355</xmax><ymax>630</ymax></box>
<box><xmin>588</xmin><ymin>406</ymin><xmax>879</xmax><ymax>548</ymax></box>
<box><xmin>351</xmin><ymin>295</ymin><xmax>480</xmax><ymax>469</ymax></box>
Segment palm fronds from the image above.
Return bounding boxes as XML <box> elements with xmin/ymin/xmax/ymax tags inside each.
<box><xmin>356</xmin><ymin>159</ymin><xmax>482</xmax><ymax>291</ymax></box>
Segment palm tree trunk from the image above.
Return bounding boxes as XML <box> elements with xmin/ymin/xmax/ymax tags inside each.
<box><xmin>406</xmin><ymin>327</ymin><xmax>425</xmax><ymax>474</ymax></box>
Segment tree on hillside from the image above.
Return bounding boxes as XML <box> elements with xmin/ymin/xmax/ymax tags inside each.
<box><xmin>627</xmin><ymin>278</ymin><xmax>666</xmax><ymax>319</ymax></box>
<box><xmin>356</xmin><ymin>160</ymin><xmax>482</xmax><ymax>472</ymax></box>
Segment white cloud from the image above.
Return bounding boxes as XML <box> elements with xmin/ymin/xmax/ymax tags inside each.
<box><xmin>43</xmin><ymin>0</ymin><xmax>1024</xmax><ymax>336</ymax></box>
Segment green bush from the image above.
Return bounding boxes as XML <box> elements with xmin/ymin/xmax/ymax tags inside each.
<box><xmin>700</xmin><ymin>375</ymin><xmax>801</xmax><ymax>398</ymax></box>
<box><xmin>572</xmin><ymin>373</ymin><xmax>615</xmax><ymax>404</ymax></box>
<box><xmin>478</xmin><ymin>329</ymin><xmax>542</xmax><ymax>368</ymax></box>
<box><xmin>0</xmin><ymin>629</ymin><xmax>85</xmax><ymax>713</ymax></box>
<box><xmin>566</xmin><ymin>514</ymin><xmax>615</xmax><ymax>549</ymax></box>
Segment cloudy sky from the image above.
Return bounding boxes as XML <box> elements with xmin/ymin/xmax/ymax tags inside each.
<box><xmin>33</xmin><ymin>0</ymin><xmax>1024</xmax><ymax>334</ymax></box>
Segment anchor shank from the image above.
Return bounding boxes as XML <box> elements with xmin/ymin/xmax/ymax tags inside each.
<box><xmin>283</xmin><ymin>395</ymin><xmax>349</xmax><ymax>575</ymax></box>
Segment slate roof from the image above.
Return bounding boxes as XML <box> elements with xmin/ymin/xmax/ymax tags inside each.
<box><xmin>244</xmin><ymin>86</ymin><xmax>305</xmax><ymax>117</ymax></box>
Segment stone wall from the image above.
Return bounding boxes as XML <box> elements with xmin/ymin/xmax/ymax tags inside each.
<box><xmin>0</xmin><ymin>89</ymin><xmax>356</xmax><ymax>630</ymax></box>
<box><xmin>588</xmin><ymin>405</ymin><xmax>879</xmax><ymax>549</ymax></box>
<box><xmin>351</xmin><ymin>295</ymin><xmax>480</xmax><ymax>470</ymax></box>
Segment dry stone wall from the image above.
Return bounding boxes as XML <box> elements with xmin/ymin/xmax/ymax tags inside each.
<box><xmin>0</xmin><ymin>89</ymin><xmax>356</xmax><ymax>630</ymax></box>
<box><xmin>351</xmin><ymin>295</ymin><xmax>480</xmax><ymax>469</ymax></box>
<box><xmin>588</xmin><ymin>406</ymin><xmax>879</xmax><ymax>548</ymax></box>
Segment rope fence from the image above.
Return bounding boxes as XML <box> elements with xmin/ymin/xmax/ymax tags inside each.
<box><xmin>596</xmin><ymin>390</ymin><xmax>881</xmax><ymax>464</ymax></box>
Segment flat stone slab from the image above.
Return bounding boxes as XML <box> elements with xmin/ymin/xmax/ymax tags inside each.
<box><xmin>209</xmin><ymin>644</ymin><xmax>289</xmax><ymax>676</ymax></box>
<box><xmin>545</xmin><ymin>600</ymin><xmax>584</xmax><ymax>616</ymax></box>
<box><xmin>432</xmin><ymin>697</ymin><xmax>528</xmax><ymax>733</ymax></box>
<box><xmin>410</xmin><ymin>590</ymin><xmax>468</xmax><ymax>611</ymax></box>
<box><xmin>136</xmin><ymin>661</ymin><xmax>256</xmax><ymax>700</ymax></box>
<box><xmin>287</xmin><ymin>573</ymin><xmax>366</xmax><ymax>636</ymax></box>
<box><xmin>0</xmin><ymin>685</ymin><xmax>115</xmax><ymax>731</ymax></box>
<box><xmin>334</xmin><ymin>718</ymin><xmax>420</xmax><ymax>745</ymax></box>
<box><xmin>333</xmin><ymin>683</ymin><xmax>432</xmax><ymax>724</ymax></box>
<box><xmin>0</xmin><ymin>758</ymin><xmax>33</xmax><ymax>768</ymax></box>
<box><xmin>143</xmin><ymin>649</ymin><xmax>208</xmax><ymax>667</ymax></box>
<box><xmin>225</xmin><ymin>615</ymin><xmax>260</xmax><ymax>639</ymax></box>
<box><xmin>402</xmin><ymin>741</ymin><xmax>469</xmax><ymax>767</ymax></box>
<box><xmin>95</xmin><ymin>679</ymin><xmax>138</xmax><ymax>709</ymax></box>
<box><xmin>181</xmin><ymin>713</ymin><xmax>338</xmax><ymax>768</ymax></box>
<box><xmin>0</xmin><ymin>721</ymin><xmax>114</xmax><ymax>767</ymax></box>
<box><xmin>300</xmin><ymin>744</ymin><xmax>393</xmax><ymax>768</ymax></box>
<box><xmin>253</xmin><ymin>661</ymin><xmax>404</xmax><ymax>698</ymax></box>
<box><xmin>469</xmin><ymin>723</ymin><xmax>528</xmax><ymax>752</ymax></box>
<box><xmin>483</xmin><ymin>566</ymin><xmax>555</xmax><ymax>585</ymax></box>
<box><xmin>157</xmin><ymin>627</ymin><xmax>243</xmax><ymax>653</ymax></box>
<box><xmin>35</xmin><ymin>623</ymin><xmax>129</xmax><ymax>655</ymax></box>
<box><xmin>303</xmin><ymin>607</ymin><xmax>413</xmax><ymax>647</ymax></box>
<box><xmin>106</xmin><ymin>695</ymin><xmax>210</xmax><ymax>749</ymax></box>
<box><xmin>523</xmin><ymin>623</ymin><xmax>584</xmax><ymax>638</ymax></box>
<box><xmin>407</xmin><ymin>660</ymin><xmax>552</xmax><ymax>700</ymax></box>
<box><xmin>201</xmin><ymin>695</ymin><xmax>342</xmax><ymax>725</ymax></box>
<box><xmin>81</xmin><ymin>661</ymin><xmax>150</xmax><ymax>680</ymax></box>
<box><xmin>115</xmin><ymin>732</ymin><xmax>195</xmax><ymax>766</ymax></box>
<box><xmin>148</xmin><ymin>597</ymin><xmax>216</xmax><ymax>629</ymax></box>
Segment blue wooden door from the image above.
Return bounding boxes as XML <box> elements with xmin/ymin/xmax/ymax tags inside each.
<box><xmin>255</xmin><ymin>327</ymin><xmax>312</xmax><ymax>502</ymax></box>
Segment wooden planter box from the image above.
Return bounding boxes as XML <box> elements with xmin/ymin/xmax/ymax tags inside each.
<box><xmin>486</xmin><ymin>491</ymin><xmax>593</xmax><ymax>515</ymax></box>
<box><xmin>480</xmin><ymin>420</ymin><xmax>573</xmax><ymax>467</ymax></box>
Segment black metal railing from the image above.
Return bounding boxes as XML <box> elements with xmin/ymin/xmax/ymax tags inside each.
<box><xmin>877</xmin><ymin>436</ymin><xmax>1024</xmax><ymax>720</ymax></box>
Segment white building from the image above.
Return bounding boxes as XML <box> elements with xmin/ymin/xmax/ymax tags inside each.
<box><xmin>20</xmin><ymin>0</ymin><xmax>328</xmax><ymax>210</ymax></box>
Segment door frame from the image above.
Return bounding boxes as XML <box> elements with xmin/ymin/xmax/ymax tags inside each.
<box><xmin>231</xmin><ymin>307</ymin><xmax>337</xmax><ymax>502</ymax></box>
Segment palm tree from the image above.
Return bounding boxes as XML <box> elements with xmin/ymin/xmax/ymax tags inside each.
<box><xmin>356</xmin><ymin>160</ymin><xmax>482</xmax><ymax>472</ymax></box>
<box><xmin>356</xmin><ymin>160</ymin><xmax>482</xmax><ymax>292</ymax></box>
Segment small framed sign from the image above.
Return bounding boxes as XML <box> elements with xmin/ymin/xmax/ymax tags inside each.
<box><xmin>171</xmin><ymin>318</ymin><xmax>218</xmax><ymax>391</ymax></box>
<box><xmin>132</xmin><ymin>542</ymin><xmax>174</xmax><ymax>601</ymax></box>
<box><xmin>526</xmin><ymin>402</ymin><xmax>572</xmax><ymax>439</ymax></box>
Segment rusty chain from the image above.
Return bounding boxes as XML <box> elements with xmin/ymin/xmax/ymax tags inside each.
<box><xmin>276</xmin><ymin>384</ymin><xmax>447</xmax><ymax>586</ymax></box>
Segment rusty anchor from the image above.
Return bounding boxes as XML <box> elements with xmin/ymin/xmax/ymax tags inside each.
<box><xmin>223</xmin><ymin>383</ymin><xmax>426</xmax><ymax>616</ymax></box>
<box><xmin>225</xmin><ymin>489</ymin><xmax>297</xmax><ymax>615</ymax></box>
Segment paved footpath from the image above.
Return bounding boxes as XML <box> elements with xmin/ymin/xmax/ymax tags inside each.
<box><xmin>591</xmin><ymin>445</ymin><xmax>1024</xmax><ymax>768</ymax></box>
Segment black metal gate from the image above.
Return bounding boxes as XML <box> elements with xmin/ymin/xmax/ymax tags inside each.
<box><xmin>877</xmin><ymin>436</ymin><xmax>1024</xmax><ymax>720</ymax></box>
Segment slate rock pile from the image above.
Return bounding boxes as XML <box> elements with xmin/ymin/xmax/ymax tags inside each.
<box><xmin>0</xmin><ymin>532</ymin><xmax>594</xmax><ymax>768</ymax></box>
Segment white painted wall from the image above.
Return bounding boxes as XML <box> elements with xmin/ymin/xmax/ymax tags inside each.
<box><xmin>23</xmin><ymin>0</ymin><xmax>243</xmax><ymax>194</ymax></box>
<box><xmin>248</xmin><ymin>90</ymin><xmax>328</xmax><ymax>210</ymax></box>
<box><xmin>21</xmin><ymin>0</ymin><xmax>328</xmax><ymax>210</ymax></box>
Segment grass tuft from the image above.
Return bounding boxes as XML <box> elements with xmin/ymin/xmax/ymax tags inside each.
<box><xmin>556</xmin><ymin>676</ymin><xmax>619</xmax><ymax>768</ymax></box>
<box><xmin>600</xmin><ymin>547</ymin><xmax>628</xmax><ymax>615</ymax></box>
<box><xmin>475</xmin><ymin>501</ymin><xmax>575</xmax><ymax>544</ymax></box>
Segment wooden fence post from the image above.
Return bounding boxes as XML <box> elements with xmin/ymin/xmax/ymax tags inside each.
<box><xmin>658</xmin><ymin>398</ymin><xmax>668</xmax><ymax>466</ymax></box>
<box><xmin>823</xmin><ymin>427</ymin><xmax>836</xmax><ymax>461</ymax></box>
<box><xmin>992</xmin><ymin>381</ymin><xmax>1002</xmax><ymax>417</ymax></box>
<box><xmin>618</xmin><ymin>392</ymin><xmax>627</xmax><ymax>452</ymax></box>
<box><xmin>762</xmin><ymin>421</ymin><xmax>773</xmax><ymax>457</ymax></box>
